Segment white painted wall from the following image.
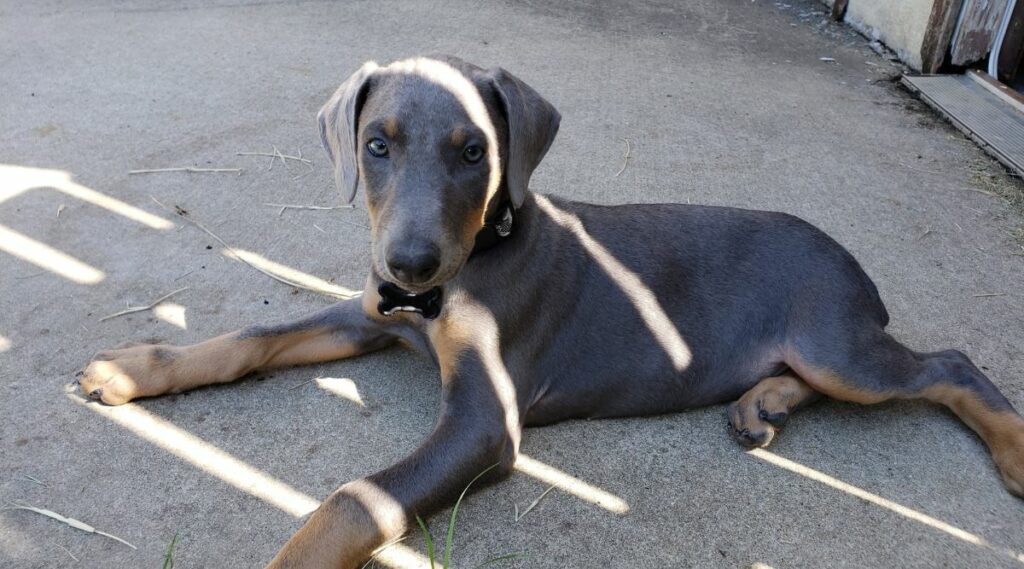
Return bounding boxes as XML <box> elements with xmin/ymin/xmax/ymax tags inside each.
<box><xmin>841</xmin><ymin>0</ymin><xmax>937</xmax><ymax>70</ymax></box>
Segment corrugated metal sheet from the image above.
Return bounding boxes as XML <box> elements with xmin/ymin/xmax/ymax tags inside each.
<box><xmin>903</xmin><ymin>74</ymin><xmax>1024</xmax><ymax>176</ymax></box>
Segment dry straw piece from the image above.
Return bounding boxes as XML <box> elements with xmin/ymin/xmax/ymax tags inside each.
<box><xmin>514</xmin><ymin>485</ymin><xmax>556</xmax><ymax>522</ymax></box>
<box><xmin>6</xmin><ymin>503</ymin><xmax>136</xmax><ymax>549</ymax></box>
<box><xmin>130</xmin><ymin>167</ymin><xmax>242</xmax><ymax>175</ymax></box>
<box><xmin>615</xmin><ymin>137</ymin><xmax>631</xmax><ymax>177</ymax></box>
<box><xmin>237</xmin><ymin>151</ymin><xmax>311</xmax><ymax>164</ymax></box>
<box><xmin>99</xmin><ymin>287</ymin><xmax>190</xmax><ymax>322</ymax></box>
<box><xmin>264</xmin><ymin>203</ymin><xmax>355</xmax><ymax>216</ymax></box>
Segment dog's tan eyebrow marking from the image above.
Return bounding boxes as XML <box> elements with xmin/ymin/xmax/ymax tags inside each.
<box><xmin>382</xmin><ymin>117</ymin><xmax>400</xmax><ymax>139</ymax></box>
<box><xmin>450</xmin><ymin>126</ymin><xmax>468</xmax><ymax>147</ymax></box>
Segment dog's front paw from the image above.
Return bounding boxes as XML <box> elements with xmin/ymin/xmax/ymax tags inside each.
<box><xmin>79</xmin><ymin>344</ymin><xmax>182</xmax><ymax>405</ymax></box>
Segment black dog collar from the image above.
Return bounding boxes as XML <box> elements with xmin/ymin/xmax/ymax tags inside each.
<box><xmin>377</xmin><ymin>200</ymin><xmax>514</xmax><ymax>320</ymax></box>
<box><xmin>470</xmin><ymin>201</ymin><xmax>514</xmax><ymax>258</ymax></box>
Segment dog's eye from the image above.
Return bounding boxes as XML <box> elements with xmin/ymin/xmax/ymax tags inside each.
<box><xmin>366</xmin><ymin>138</ymin><xmax>389</xmax><ymax>158</ymax></box>
<box><xmin>462</xmin><ymin>145</ymin><xmax>484</xmax><ymax>164</ymax></box>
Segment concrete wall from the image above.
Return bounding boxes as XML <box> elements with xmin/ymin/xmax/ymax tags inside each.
<box><xmin>844</xmin><ymin>0</ymin><xmax>937</xmax><ymax>70</ymax></box>
<box><xmin>819</xmin><ymin>0</ymin><xmax>941</xmax><ymax>71</ymax></box>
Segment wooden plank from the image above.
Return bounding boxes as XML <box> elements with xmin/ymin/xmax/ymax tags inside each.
<box><xmin>968</xmin><ymin>70</ymin><xmax>1024</xmax><ymax>113</ymax></box>
<box><xmin>831</xmin><ymin>0</ymin><xmax>849</xmax><ymax>21</ymax></box>
<box><xmin>951</xmin><ymin>0</ymin><xmax>1010</xmax><ymax>66</ymax></box>
<box><xmin>921</xmin><ymin>0</ymin><xmax>966</xmax><ymax>73</ymax></box>
<box><xmin>925</xmin><ymin>0</ymin><xmax>962</xmax><ymax>73</ymax></box>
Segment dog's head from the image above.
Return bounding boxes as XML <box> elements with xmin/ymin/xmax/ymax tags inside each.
<box><xmin>318</xmin><ymin>56</ymin><xmax>560</xmax><ymax>291</ymax></box>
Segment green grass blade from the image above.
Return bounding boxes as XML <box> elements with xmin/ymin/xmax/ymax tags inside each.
<box><xmin>416</xmin><ymin>515</ymin><xmax>436</xmax><ymax>569</ymax></box>
<box><xmin>471</xmin><ymin>552</ymin><xmax>526</xmax><ymax>569</ymax></box>
<box><xmin>443</xmin><ymin>462</ymin><xmax>500</xmax><ymax>569</ymax></box>
<box><xmin>161</xmin><ymin>533</ymin><xmax>178</xmax><ymax>569</ymax></box>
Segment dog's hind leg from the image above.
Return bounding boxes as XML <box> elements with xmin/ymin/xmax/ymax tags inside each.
<box><xmin>80</xmin><ymin>297</ymin><xmax>395</xmax><ymax>405</ymax></box>
<box><xmin>727</xmin><ymin>374</ymin><xmax>822</xmax><ymax>448</ymax></box>
<box><xmin>787</xmin><ymin>329</ymin><xmax>1024</xmax><ymax>497</ymax></box>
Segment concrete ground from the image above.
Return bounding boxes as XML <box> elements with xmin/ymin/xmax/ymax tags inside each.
<box><xmin>2</xmin><ymin>0</ymin><xmax>1023</xmax><ymax>567</ymax></box>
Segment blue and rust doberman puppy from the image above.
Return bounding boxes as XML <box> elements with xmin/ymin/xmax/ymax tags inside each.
<box><xmin>80</xmin><ymin>56</ymin><xmax>1024</xmax><ymax>568</ymax></box>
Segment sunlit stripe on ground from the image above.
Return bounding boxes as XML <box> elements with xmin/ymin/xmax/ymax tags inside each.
<box><xmin>0</xmin><ymin>165</ymin><xmax>173</xmax><ymax>229</ymax></box>
<box><xmin>70</xmin><ymin>394</ymin><xmax>431</xmax><ymax>568</ymax></box>
<box><xmin>514</xmin><ymin>454</ymin><xmax>629</xmax><ymax>514</ymax></box>
<box><xmin>748</xmin><ymin>448</ymin><xmax>1024</xmax><ymax>563</ymax></box>
<box><xmin>315</xmin><ymin>377</ymin><xmax>364</xmax><ymax>406</ymax></box>
<box><xmin>0</xmin><ymin>334</ymin><xmax>10</xmax><ymax>352</ymax></box>
<box><xmin>223</xmin><ymin>248</ymin><xmax>360</xmax><ymax>298</ymax></box>
<box><xmin>57</xmin><ymin>181</ymin><xmax>173</xmax><ymax>229</ymax></box>
<box><xmin>72</xmin><ymin>395</ymin><xmax>318</xmax><ymax>517</ymax></box>
<box><xmin>0</xmin><ymin>180</ymin><xmax>30</xmax><ymax>203</ymax></box>
<box><xmin>0</xmin><ymin>224</ymin><xmax>105</xmax><ymax>284</ymax></box>
<box><xmin>371</xmin><ymin>542</ymin><xmax>432</xmax><ymax>569</ymax></box>
<box><xmin>152</xmin><ymin>302</ymin><xmax>187</xmax><ymax>329</ymax></box>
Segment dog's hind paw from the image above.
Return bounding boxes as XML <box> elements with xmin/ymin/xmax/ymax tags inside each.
<box><xmin>727</xmin><ymin>401</ymin><xmax>781</xmax><ymax>449</ymax></box>
<box><xmin>726</xmin><ymin>374</ymin><xmax>817</xmax><ymax>449</ymax></box>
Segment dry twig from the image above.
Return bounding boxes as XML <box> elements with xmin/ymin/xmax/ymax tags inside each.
<box><xmin>334</xmin><ymin>217</ymin><xmax>370</xmax><ymax>230</ymax></box>
<box><xmin>973</xmin><ymin>293</ymin><xmax>1006</xmax><ymax>298</ymax></box>
<box><xmin>15</xmin><ymin>272</ymin><xmax>45</xmax><ymax>280</ymax></box>
<box><xmin>150</xmin><ymin>196</ymin><xmax>355</xmax><ymax>299</ymax></box>
<box><xmin>21</xmin><ymin>474</ymin><xmax>47</xmax><ymax>487</ymax></box>
<box><xmin>514</xmin><ymin>485</ymin><xmax>556</xmax><ymax>522</ymax></box>
<box><xmin>264</xmin><ymin>203</ymin><xmax>355</xmax><ymax>216</ymax></box>
<box><xmin>237</xmin><ymin>151</ymin><xmax>311</xmax><ymax>164</ymax></box>
<box><xmin>58</xmin><ymin>544</ymin><xmax>78</xmax><ymax>562</ymax></box>
<box><xmin>288</xmin><ymin>378</ymin><xmax>317</xmax><ymax>391</ymax></box>
<box><xmin>99</xmin><ymin>287</ymin><xmax>189</xmax><ymax>322</ymax></box>
<box><xmin>6</xmin><ymin>502</ymin><xmax>136</xmax><ymax>549</ymax></box>
<box><xmin>897</xmin><ymin>161</ymin><xmax>944</xmax><ymax>177</ymax></box>
<box><xmin>273</xmin><ymin>145</ymin><xmax>290</xmax><ymax>170</ymax></box>
<box><xmin>130</xmin><ymin>167</ymin><xmax>242</xmax><ymax>175</ymax></box>
<box><xmin>615</xmin><ymin>138</ymin><xmax>631</xmax><ymax>177</ymax></box>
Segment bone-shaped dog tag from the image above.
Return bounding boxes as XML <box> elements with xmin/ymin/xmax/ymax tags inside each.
<box><xmin>377</xmin><ymin>282</ymin><xmax>443</xmax><ymax>319</ymax></box>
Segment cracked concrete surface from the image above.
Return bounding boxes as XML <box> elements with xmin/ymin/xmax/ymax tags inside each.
<box><xmin>2</xmin><ymin>0</ymin><xmax>1023</xmax><ymax>567</ymax></box>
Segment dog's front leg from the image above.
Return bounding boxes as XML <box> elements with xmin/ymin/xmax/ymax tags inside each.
<box><xmin>267</xmin><ymin>331</ymin><xmax>520</xmax><ymax>569</ymax></box>
<box><xmin>80</xmin><ymin>298</ymin><xmax>394</xmax><ymax>405</ymax></box>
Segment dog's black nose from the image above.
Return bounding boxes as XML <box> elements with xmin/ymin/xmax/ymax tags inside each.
<box><xmin>386</xmin><ymin>244</ymin><xmax>441</xmax><ymax>284</ymax></box>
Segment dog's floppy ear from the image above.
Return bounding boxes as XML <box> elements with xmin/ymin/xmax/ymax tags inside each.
<box><xmin>487</xmin><ymin>67</ymin><xmax>560</xmax><ymax>208</ymax></box>
<box><xmin>318</xmin><ymin>61</ymin><xmax>379</xmax><ymax>204</ymax></box>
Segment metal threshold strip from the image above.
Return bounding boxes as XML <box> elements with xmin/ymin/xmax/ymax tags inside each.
<box><xmin>902</xmin><ymin>71</ymin><xmax>1024</xmax><ymax>178</ymax></box>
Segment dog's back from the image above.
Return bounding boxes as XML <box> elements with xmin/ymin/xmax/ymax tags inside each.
<box><xmin>490</xmin><ymin>194</ymin><xmax>890</xmax><ymax>424</ymax></box>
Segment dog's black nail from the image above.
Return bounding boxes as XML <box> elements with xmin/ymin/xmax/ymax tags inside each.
<box><xmin>88</xmin><ymin>388</ymin><xmax>103</xmax><ymax>399</ymax></box>
<box><xmin>759</xmin><ymin>409</ymin><xmax>789</xmax><ymax>426</ymax></box>
<box><xmin>731</xmin><ymin>426</ymin><xmax>769</xmax><ymax>449</ymax></box>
